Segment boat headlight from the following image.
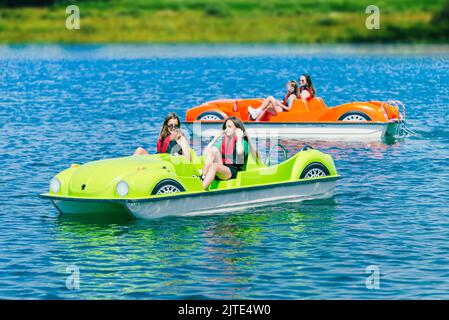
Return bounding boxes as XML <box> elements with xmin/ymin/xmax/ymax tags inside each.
<box><xmin>116</xmin><ymin>180</ymin><xmax>129</xmax><ymax>197</ymax></box>
<box><xmin>50</xmin><ymin>177</ymin><xmax>61</xmax><ymax>193</ymax></box>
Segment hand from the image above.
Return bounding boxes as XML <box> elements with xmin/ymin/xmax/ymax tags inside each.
<box><xmin>235</xmin><ymin>128</ymin><xmax>244</xmax><ymax>139</ymax></box>
<box><xmin>215</xmin><ymin>130</ymin><xmax>225</xmax><ymax>140</ymax></box>
<box><xmin>173</xmin><ymin>129</ymin><xmax>183</xmax><ymax>141</ymax></box>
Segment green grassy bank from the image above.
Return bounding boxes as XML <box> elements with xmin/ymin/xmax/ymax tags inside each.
<box><xmin>0</xmin><ymin>0</ymin><xmax>448</xmax><ymax>43</ymax></box>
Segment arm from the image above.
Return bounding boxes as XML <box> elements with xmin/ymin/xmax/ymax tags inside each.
<box><xmin>236</xmin><ymin>138</ymin><xmax>244</xmax><ymax>156</ymax></box>
<box><xmin>273</xmin><ymin>99</ymin><xmax>291</xmax><ymax>112</ymax></box>
<box><xmin>301</xmin><ymin>90</ymin><xmax>311</xmax><ymax>101</ymax></box>
<box><xmin>203</xmin><ymin>130</ymin><xmax>224</xmax><ymax>155</ymax></box>
<box><xmin>176</xmin><ymin>136</ymin><xmax>191</xmax><ymax>162</ymax></box>
<box><xmin>281</xmin><ymin>95</ymin><xmax>296</xmax><ymax>111</ymax></box>
<box><xmin>236</xmin><ymin>138</ymin><xmax>245</xmax><ymax>165</ymax></box>
<box><xmin>235</xmin><ymin>129</ymin><xmax>245</xmax><ymax>165</ymax></box>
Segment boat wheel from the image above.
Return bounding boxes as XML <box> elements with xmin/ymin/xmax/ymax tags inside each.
<box><xmin>151</xmin><ymin>179</ymin><xmax>185</xmax><ymax>195</ymax></box>
<box><xmin>339</xmin><ymin>111</ymin><xmax>371</xmax><ymax>121</ymax></box>
<box><xmin>300</xmin><ymin>162</ymin><xmax>330</xmax><ymax>179</ymax></box>
<box><xmin>197</xmin><ymin>112</ymin><xmax>224</xmax><ymax>121</ymax></box>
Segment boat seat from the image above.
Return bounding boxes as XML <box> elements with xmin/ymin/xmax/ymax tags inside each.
<box><xmin>209</xmin><ymin>151</ymin><xmax>262</xmax><ymax>190</ymax></box>
<box><xmin>291</xmin><ymin>99</ymin><xmax>309</xmax><ymax>112</ymax></box>
<box><xmin>308</xmin><ymin>97</ymin><xmax>327</xmax><ymax>110</ymax></box>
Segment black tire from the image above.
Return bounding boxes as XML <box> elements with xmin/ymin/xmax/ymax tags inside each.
<box><xmin>197</xmin><ymin>111</ymin><xmax>225</xmax><ymax>121</ymax></box>
<box><xmin>338</xmin><ymin>111</ymin><xmax>371</xmax><ymax>121</ymax></box>
<box><xmin>300</xmin><ymin>162</ymin><xmax>330</xmax><ymax>179</ymax></box>
<box><xmin>151</xmin><ymin>179</ymin><xmax>185</xmax><ymax>195</ymax></box>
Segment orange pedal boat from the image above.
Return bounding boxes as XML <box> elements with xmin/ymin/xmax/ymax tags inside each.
<box><xmin>184</xmin><ymin>97</ymin><xmax>406</xmax><ymax>141</ymax></box>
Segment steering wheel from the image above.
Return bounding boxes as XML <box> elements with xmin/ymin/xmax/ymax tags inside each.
<box><xmin>265</xmin><ymin>144</ymin><xmax>288</xmax><ymax>166</ymax></box>
<box><xmin>300</xmin><ymin>144</ymin><xmax>314</xmax><ymax>151</ymax></box>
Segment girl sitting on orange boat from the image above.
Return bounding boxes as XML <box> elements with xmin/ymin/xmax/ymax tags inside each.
<box><xmin>248</xmin><ymin>74</ymin><xmax>316</xmax><ymax>121</ymax></box>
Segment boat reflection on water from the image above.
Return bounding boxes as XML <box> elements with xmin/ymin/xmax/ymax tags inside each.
<box><xmin>52</xmin><ymin>198</ymin><xmax>338</xmax><ymax>299</ymax></box>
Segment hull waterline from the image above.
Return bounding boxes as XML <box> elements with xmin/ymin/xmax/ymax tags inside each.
<box><xmin>126</xmin><ymin>178</ymin><xmax>338</xmax><ymax>219</ymax></box>
<box><xmin>184</xmin><ymin>121</ymin><xmax>399</xmax><ymax>141</ymax></box>
<box><xmin>41</xmin><ymin>177</ymin><xmax>339</xmax><ymax>219</ymax></box>
<box><xmin>51</xmin><ymin>199</ymin><xmax>129</xmax><ymax>215</ymax></box>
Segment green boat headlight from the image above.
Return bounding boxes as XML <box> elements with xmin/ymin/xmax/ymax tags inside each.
<box><xmin>116</xmin><ymin>180</ymin><xmax>129</xmax><ymax>197</ymax></box>
<box><xmin>50</xmin><ymin>177</ymin><xmax>61</xmax><ymax>193</ymax></box>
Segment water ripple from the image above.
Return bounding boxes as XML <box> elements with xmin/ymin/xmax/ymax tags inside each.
<box><xmin>0</xmin><ymin>45</ymin><xmax>448</xmax><ymax>299</ymax></box>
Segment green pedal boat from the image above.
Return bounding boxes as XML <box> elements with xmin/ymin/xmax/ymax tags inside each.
<box><xmin>40</xmin><ymin>146</ymin><xmax>341</xmax><ymax>219</ymax></box>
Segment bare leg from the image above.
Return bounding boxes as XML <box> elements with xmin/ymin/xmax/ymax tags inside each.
<box><xmin>202</xmin><ymin>164</ymin><xmax>232</xmax><ymax>189</ymax></box>
<box><xmin>249</xmin><ymin>96</ymin><xmax>278</xmax><ymax>120</ymax></box>
<box><xmin>259</xmin><ymin>96</ymin><xmax>276</xmax><ymax>111</ymax></box>
<box><xmin>202</xmin><ymin>147</ymin><xmax>222</xmax><ymax>177</ymax></box>
<box><xmin>201</xmin><ymin>146</ymin><xmax>234</xmax><ymax>189</ymax></box>
<box><xmin>256</xmin><ymin>99</ymin><xmax>284</xmax><ymax>121</ymax></box>
<box><xmin>133</xmin><ymin>147</ymin><xmax>149</xmax><ymax>155</ymax></box>
<box><xmin>256</xmin><ymin>104</ymin><xmax>278</xmax><ymax>121</ymax></box>
<box><xmin>273</xmin><ymin>100</ymin><xmax>284</xmax><ymax>112</ymax></box>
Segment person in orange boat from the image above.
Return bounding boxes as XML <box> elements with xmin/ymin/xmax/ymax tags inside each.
<box><xmin>248</xmin><ymin>80</ymin><xmax>299</xmax><ymax>121</ymax></box>
<box><xmin>298</xmin><ymin>73</ymin><xmax>316</xmax><ymax>102</ymax></box>
<box><xmin>133</xmin><ymin>112</ymin><xmax>191</xmax><ymax>161</ymax></box>
<box><xmin>200</xmin><ymin>116</ymin><xmax>255</xmax><ymax>190</ymax></box>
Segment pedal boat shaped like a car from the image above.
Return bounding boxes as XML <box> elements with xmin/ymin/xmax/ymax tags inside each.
<box><xmin>184</xmin><ymin>97</ymin><xmax>407</xmax><ymax>142</ymax></box>
<box><xmin>40</xmin><ymin>147</ymin><xmax>341</xmax><ymax>219</ymax></box>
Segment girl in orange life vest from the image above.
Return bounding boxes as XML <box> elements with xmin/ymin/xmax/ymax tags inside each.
<box><xmin>133</xmin><ymin>112</ymin><xmax>191</xmax><ymax>162</ymax></box>
<box><xmin>201</xmin><ymin>116</ymin><xmax>255</xmax><ymax>190</ymax></box>
<box><xmin>298</xmin><ymin>73</ymin><xmax>316</xmax><ymax>102</ymax></box>
<box><xmin>248</xmin><ymin>80</ymin><xmax>299</xmax><ymax>121</ymax></box>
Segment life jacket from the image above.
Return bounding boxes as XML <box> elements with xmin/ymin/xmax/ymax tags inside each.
<box><xmin>283</xmin><ymin>91</ymin><xmax>296</xmax><ymax>106</ymax></box>
<box><xmin>156</xmin><ymin>134</ymin><xmax>182</xmax><ymax>155</ymax></box>
<box><xmin>221</xmin><ymin>135</ymin><xmax>237</xmax><ymax>165</ymax></box>
<box><xmin>220</xmin><ymin>135</ymin><xmax>248</xmax><ymax>168</ymax></box>
<box><xmin>299</xmin><ymin>85</ymin><xmax>314</xmax><ymax>102</ymax></box>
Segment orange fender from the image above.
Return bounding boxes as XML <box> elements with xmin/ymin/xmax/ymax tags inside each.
<box><xmin>319</xmin><ymin>102</ymin><xmax>388</xmax><ymax>122</ymax></box>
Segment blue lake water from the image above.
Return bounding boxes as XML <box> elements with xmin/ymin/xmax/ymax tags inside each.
<box><xmin>0</xmin><ymin>45</ymin><xmax>449</xmax><ymax>299</ymax></box>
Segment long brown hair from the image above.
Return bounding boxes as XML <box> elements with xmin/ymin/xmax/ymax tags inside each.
<box><xmin>289</xmin><ymin>80</ymin><xmax>299</xmax><ymax>95</ymax></box>
<box><xmin>222</xmin><ymin>116</ymin><xmax>246</xmax><ymax>133</ymax></box>
<box><xmin>301</xmin><ymin>73</ymin><xmax>316</xmax><ymax>96</ymax></box>
<box><xmin>222</xmin><ymin>116</ymin><xmax>260</xmax><ymax>163</ymax></box>
<box><xmin>160</xmin><ymin>112</ymin><xmax>181</xmax><ymax>141</ymax></box>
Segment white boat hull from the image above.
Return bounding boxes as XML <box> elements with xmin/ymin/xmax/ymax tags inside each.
<box><xmin>184</xmin><ymin>121</ymin><xmax>399</xmax><ymax>142</ymax></box>
<box><xmin>41</xmin><ymin>177</ymin><xmax>340</xmax><ymax>220</ymax></box>
<box><xmin>125</xmin><ymin>178</ymin><xmax>339</xmax><ymax>219</ymax></box>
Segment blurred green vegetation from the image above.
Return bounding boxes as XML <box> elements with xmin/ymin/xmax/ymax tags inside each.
<box><xmin>0</xmin><ymin>0</ymin><xmax>448</xmax><ymax>43</ymax></box>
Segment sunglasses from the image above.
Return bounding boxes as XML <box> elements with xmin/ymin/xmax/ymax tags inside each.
<box><xmin>168</xmin><ymin>124</ymin><xmax>179</xmax><ymax>129</ymax></box>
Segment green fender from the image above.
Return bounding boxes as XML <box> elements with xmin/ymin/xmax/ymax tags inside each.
<box><xmin>291</xmin><ymin>149</ymin><xmax>338</xmax><ymax>180</ymax></box>
<box><xmin>53</xmin><ymin>166</ymin><xmax>80</xmax><ymax>195</ymax></box>
<box><xmin>121</xmin><ymin>169</ymin><xmax>184</xmax><ymax>198</ymax></box>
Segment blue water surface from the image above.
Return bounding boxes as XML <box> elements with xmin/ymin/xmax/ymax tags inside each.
<box><xmin>0</xmin><ymin>45</ymin><xmax>449</xmax><ymax>299</ymax></box>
